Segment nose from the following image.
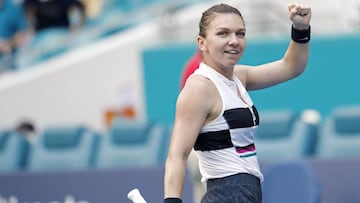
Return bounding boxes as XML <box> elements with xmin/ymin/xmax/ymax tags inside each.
<box><xmin>228</xmin><ymin>33</ymin><xmax>239</xmax><ymax>46</ymax></box>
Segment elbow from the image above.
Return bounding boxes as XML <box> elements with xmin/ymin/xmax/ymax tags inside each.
<box><xmin>284</xmin><ymin>58</ymin><xmax>308</xmax><ymax>79</ymax></box>
<box><xmin>292</xmin><ymin>65</ymin><xmax>306</xmax><ymax>78</ymax></box>
<box><xmin>293</xmin><ymin>61</ymin><xmax>308</xmax><ymax>78</ymax></box>
<box><xmin>283</xmin><ymin>48</ymin><xmax>309</xmax><ymax>78</ymax></box>
<box><xmin>165</xmin><ymin>149</ymin><xmax>187</xmax><ymax>169</ymax></box>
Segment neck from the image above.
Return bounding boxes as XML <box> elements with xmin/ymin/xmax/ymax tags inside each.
<box><xmin>202</xmin><ymin>61</ymin><xmax>234</xmax><ymax>81</ymax></box>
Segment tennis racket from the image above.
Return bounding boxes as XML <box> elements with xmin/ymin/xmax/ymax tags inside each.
<box><xmin>127</xmin><ymin>188</ymin><xmax>147</xmax><ymax>203</ymax></box>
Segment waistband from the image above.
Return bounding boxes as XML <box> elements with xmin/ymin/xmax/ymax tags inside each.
<box><xmin>207</xmin><ymin>173</ymin><xmax>260</xmax><ymax>190</ymax></box>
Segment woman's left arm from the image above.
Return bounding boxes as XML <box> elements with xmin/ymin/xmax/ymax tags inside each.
<box><xmin>235</xmin><ymin>3</ymin><xmax>312</xmax><ymax>91</ymax></box>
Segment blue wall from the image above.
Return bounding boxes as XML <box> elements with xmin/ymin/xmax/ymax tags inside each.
<box><xmin>0</xmin><ymin>166</ymin><xmax>194</xmax><ymax>203</ymax></box>
<box><xmin>142</xmin><ymin>44</ymin><xmax>197</xmax><ymax>125</ymax></box>
<box><xmin>142</xmin><ymin>35</ymin><xmax>360</xmax><ymax>125</ymax></box>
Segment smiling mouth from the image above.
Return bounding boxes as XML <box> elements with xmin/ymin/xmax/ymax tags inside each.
<box><xmin>224</xmin><ymin>50</ymin><xmax>240</xmax><ymax>54</ymax></box>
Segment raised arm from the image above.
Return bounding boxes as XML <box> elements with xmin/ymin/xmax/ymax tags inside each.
<box><xmin>235</xmin><ymin>3</ymin><xmax>312</xmax><ymax>91</ymax></box>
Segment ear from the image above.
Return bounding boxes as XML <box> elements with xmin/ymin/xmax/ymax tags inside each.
<box><xmin>197</xmin><ymin>36</ymin><xmax>207</xmax><ymax>52</ymax></box>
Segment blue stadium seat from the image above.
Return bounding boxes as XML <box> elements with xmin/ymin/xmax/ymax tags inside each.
<box><xmin>317</xmin><ymin>105</ymin><xmax>360</xmax><ymax>158</ymax></box>
<box><xmin>255</xmin><ymin>109</ymin><xmax>320</xmax><ymax>161</ymax></box>
<box><xmin>262</xmin><ymin>160</ymin><xmax>321</xmax><ymax>203</ymax></box>
<box><xmin>95</xmin><ymin>118</ymin><xmax>166</xmax><ymax>169</ymax></box>
<box><xmin>0</xmin><ymin>130</ymin><xmax>29</xmax><ymax>173</ymax></box>
<box><xmin>26</xmin><ymin>126</ymin><xmax>99</xmax><ymax>172</ymax></box>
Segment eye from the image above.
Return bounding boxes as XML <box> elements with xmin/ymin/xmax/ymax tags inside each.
<box><xmin>217</xmin><ymin>31</ymin><xmax>227</xmax><ymax>37</ymax></box>
<box><xmin>236</xmin><ymin>31</ymin><xmax>246</xmax><ymax>38</ymax></box>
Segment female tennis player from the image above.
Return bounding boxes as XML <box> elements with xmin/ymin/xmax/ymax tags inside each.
<box><xmin>164</xmin><ymin>2</ymin><xmax>311</xmax><ymax>203</ymax></box>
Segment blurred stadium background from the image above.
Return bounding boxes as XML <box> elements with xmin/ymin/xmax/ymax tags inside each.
<box><xmin>1</xmin><ymin>0</ymin><xmax>360</xmax><ymax>202</ymax></box>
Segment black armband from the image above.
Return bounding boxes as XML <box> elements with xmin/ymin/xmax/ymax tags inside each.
<box><xmin>164</xmin><ymin>197</ymin><xmax>182</xmax><ymax>203</ymax></box>
<box><xmin>291</xmin><ymin>25</ymin><xmax>311</xmax><ymax>43</ymax></box>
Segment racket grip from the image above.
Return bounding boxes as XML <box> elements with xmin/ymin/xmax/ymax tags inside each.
<box><xmin>127</xmin><ymin>188</ymin><xmax>147</xmax><ymax>203</ymax></box>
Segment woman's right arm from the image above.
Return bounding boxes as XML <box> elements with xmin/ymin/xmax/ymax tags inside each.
<box><xmin>164</xmin><ymin>75</ymin><xmax>214</xmax><ymax>201</ymax></box>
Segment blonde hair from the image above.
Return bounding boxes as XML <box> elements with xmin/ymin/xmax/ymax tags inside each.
<box><xmin>198</xmin><ymin>4</ymin><xmax>244</xmax><ymax>38</ymax></box>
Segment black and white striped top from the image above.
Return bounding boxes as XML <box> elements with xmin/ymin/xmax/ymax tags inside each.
<box><xmin>193</xmin><ymin>63</ymin><xmax>263</xmax><ymax>182</ymax></box>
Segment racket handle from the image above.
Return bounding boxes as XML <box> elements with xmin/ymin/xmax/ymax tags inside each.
<box><xmin>127</xmin><ymin>188</ymin><xmax>147</xmax><ymax>203</ymax></box>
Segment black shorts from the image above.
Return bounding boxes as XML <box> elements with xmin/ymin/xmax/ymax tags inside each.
<box><xmin>201</xmin><ymin>173</ymin><xmax>262</xmax><ymax>203</ymax></box>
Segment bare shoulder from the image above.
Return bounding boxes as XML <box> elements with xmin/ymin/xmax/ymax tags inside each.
<box><xmin>178</xmin><ymin>74</ymin><xmax>217</xmax><ymax>113</ymax></box>
<box><xmin>178</xmin><ymin>73</ymin><xmax>220</xmax><ymax>124</ymax></box>
<box><xmin>234</xmin><ymin>64</ymin><xmax>254</xmax><ymax>86</ymax></box>
<box><xmin>181</xmin><ymin>74</ymin><xmax>216</xmax><ymax>99</ymax></box>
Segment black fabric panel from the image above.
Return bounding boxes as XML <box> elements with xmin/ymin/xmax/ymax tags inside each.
<box><xmin>224</xmin><ymin>106</ymin><xmax>259</xmax><ymax>129</ymax></box>
<box><xmin>253</xmin><ymin>106</ymin><xmax>260</xmax><ymax>125</ymax></box>
<box><xmin>194</xmin><ymin>130</ymin><xmax>233</xmax><ymax>151</ymax></box>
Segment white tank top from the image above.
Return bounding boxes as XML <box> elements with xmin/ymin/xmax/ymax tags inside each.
<box><xmin>193</xmin><ymin>63</ymin><xmax>263</xmax><ymax>182</ymax></box>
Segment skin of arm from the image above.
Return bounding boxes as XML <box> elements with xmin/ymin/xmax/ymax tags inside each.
<box><xmin>164</xmin><ymin>74</ymin><xmax>220</xmax><ymax>199</ymax></box>
<box><xmin>235</xmin><ymin>3</ymin><xmax>311</xmax><ymax>91</ymax></box>
<box><xmin>0</xmin><ymin>31</ymin><xmax>28</xmax><ymax>55</ymax></box>
<box><xmin>9</xmin><ymin>30</ymin><xmax>29</xmax><ymax>51</ymax></box>
<box><xmin>0</xmin><ymin>32</ymin><xmax>28</xmax><ymax>56</ymax></box>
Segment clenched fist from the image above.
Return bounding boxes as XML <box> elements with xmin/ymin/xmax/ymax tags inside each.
<box><xmin>288</xmin><ymin>3</ymin><xmax>311</xmax><ymax>30</ymax></box>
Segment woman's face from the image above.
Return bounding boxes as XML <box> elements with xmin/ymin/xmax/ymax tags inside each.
<box><xmin>198</xmin><ymin>13</ymin><xmax>246</xmax><ymax>70</ymax></box>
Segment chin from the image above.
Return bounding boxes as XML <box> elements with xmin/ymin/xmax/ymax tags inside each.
<box><xmin>226</xmin><ymin>61</ymin><xmax>238</xmax><ymax>67</ymax></box>
<box><xmin>223</xmin><ymin>63</ymin><xmax>237</xmax><ymax>69</ymax></box>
